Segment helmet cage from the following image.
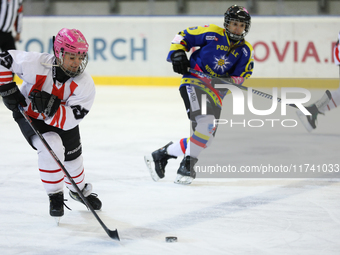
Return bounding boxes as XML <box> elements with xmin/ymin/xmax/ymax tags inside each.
<box><xmin>224</xmin><ymin>6</ymin><xmax>251</xmax><ymax>41</ymax></box>
<box><xmin>56</xmin><ymin>50</ymin><xmax>88</xmax><ymax>77</ymax></box>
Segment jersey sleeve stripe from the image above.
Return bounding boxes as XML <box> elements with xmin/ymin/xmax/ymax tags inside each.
<box><xmin>0</xmin><ymin>71</ymin><xmax>13</xmax><ymax>75</ymax></box>
<box><xmin>0</xmin><ymin>77</ymin><xmax>14</xmax><ymax>83</ymax></box>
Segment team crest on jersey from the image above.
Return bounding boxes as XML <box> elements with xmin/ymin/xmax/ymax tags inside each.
<box><xmin>213</xmin><ymin>55</ymin><xmax>231</xmax><ymax>73</ymax></box>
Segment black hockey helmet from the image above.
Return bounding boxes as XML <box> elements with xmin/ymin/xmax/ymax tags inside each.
<box><xmin>224</xmin><ymin>5</ymin><xmax>251</xmax><ymax>41</ymax></box>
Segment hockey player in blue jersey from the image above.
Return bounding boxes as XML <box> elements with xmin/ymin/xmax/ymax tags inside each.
<box><xmin>145</xmin><ymin>5</ymin><xmax>254</xmax><ymax>184</ymax></box>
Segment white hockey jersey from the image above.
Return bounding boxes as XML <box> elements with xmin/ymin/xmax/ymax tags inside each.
<box><xmin>0</xmin><ymin>50</ymin><xmax>95</xmax><ymax>130</ymax></box>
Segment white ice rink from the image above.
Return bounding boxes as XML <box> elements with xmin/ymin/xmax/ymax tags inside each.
<box><xmin>1</xmin><ymin>85</ymin><xmax>340</xmax><ymax>255</ymax></box>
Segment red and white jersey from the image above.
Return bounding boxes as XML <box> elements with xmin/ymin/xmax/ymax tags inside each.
<box><xmin>334</xmin><ymin>31</ymin><xmax>340</xmax><ymax>66</ymax></box>
<box><xmin>0</xmin><ymin>50</ymin><xmax>95</xmax><ymax>130</ymax></box>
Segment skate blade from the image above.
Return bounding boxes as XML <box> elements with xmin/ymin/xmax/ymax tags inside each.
<box><xmin>296</xmin><ymin>110</ymin><xmax>314</xmax><ymax>132</ymax></box>
<box><xmin>174</xmin><ymin>174</ymin><xmax>193</xmax><ymax>185</ymax></box>
<box><xmin>53</xmin><ymin>216</ymin><xmax>62</xmax><ymax>226</ymax></box>
<box><xmin>144</xmin><ymin>155</ymin><xmax>160</xmax><ymax>182</ymax></box>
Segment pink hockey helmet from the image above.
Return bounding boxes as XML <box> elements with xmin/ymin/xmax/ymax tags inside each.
<box><xmin>54</xmin><ymin>28</ymin><xmax>89</xmax><ymax>77</ymax></box>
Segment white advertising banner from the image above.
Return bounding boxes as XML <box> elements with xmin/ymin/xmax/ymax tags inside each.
<box><xmin>16</xmin><ymin>16</ymin><xmax>340</xmax><ymax>79</ymax></box>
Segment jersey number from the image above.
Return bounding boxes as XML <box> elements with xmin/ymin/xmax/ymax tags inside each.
<box><xmin>0</xmin><ymin>52</ymin><xmax>13</xmax><ymax>69</ymax></box>
<box><xmin>71</xmin><ymin>105</ymin><xmax>89</xmax><ymax>120</ymax></box>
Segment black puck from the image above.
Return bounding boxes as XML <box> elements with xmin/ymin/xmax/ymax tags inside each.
<box><xmin>165</xmin><ymin>236</ymin><xmax>178</xmax><ymax>242</ymax></box>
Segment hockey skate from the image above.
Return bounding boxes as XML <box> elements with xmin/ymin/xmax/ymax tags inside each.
<box><xmin>174</xmin><ymin>156</ymin><xmax>198</xmax><ymax>185</ymax></box>
<box><xmin>49</xmin><ymin>191</ymin><xmax>64</xmax><ymax>218</ymax></box>
<box><xmin>69</xmin><ymin>183</ymin><xmax>102</xmax><ymax>210</ymax></box>
<box><xmin>144</xmin><ymin>142</ymin><xmax>177</xmax><ymax>181</ymax></box>
<box><xmin>296</xmin><ymin>90</ymin><xmax>332</xmax><ymax>132</ymax></box>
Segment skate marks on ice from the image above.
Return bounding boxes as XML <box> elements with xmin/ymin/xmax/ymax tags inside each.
<box><xmin>118</xmin><ymin>179</ymin><xmax>340</xmax><ymax>245</ymax></box>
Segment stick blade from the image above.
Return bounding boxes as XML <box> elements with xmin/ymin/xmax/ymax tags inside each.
<box><xmin>108</xmin><ymin>229</ymin><xmax>120</xmax><ymax>241</ymax></box>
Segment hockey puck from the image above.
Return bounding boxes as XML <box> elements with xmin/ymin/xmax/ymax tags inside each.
<box><xmin>165</xmin><ymin>236</ymin><xmax>178</xmax><ymax>243</ymax></box>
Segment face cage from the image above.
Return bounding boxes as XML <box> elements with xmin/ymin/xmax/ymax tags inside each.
<box><xmin>224</xmin><ymin>18</ymin><xmax>251</xmax><ymax>41</ymax></box>
<box><xmin>57</xmin><ymin>52</ymin><xmax>89</xmax><ymax>77</ymax></box>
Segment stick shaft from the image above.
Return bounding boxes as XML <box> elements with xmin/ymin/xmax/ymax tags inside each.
<box><xmin>188</xmin><ymin>68</ymin><xmax>298</xmax><ymax>109</ymax></box>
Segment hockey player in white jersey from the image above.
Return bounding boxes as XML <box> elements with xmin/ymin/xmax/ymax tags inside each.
<box><xmin>296</xmin><ymin>31</ymin><xmax>340</xmax><ymax>131</ymax></box>
<box><xmin>0</xmin><ymin>28</ymin><xmax>101</xmax><ymax>218</ymax></box>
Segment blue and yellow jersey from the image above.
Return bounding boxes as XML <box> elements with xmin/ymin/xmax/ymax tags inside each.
<box><xmin>167</xmin><ymin>24</ymin><xmax>254</xmax><ymax>80</ymax></box>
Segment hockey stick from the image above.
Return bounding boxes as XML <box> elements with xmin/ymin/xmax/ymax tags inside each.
<box><xmin>19</xmin><ymin>106</ymin><xmax>120</xmax><ymax>241</ymax></box>
<box><xmin>188</xmin><ymin>68</ymin><xmax>299</xmax><ymax>109</ymax></box>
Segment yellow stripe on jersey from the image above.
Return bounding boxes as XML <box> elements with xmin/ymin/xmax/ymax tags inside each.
<box><xmin>170</xmin><ymin>43</ymin><xmax>186</xmax><ymax>52</ymax></box>
<box><xmin>244</xmin><ymin>41</ymin><xmax>253</xmax><ymax>52</ymax></box>
<box><xmin>186</xmin><ymin>24</ymin><xmax>225</xmax><ymax>36</ymax></box>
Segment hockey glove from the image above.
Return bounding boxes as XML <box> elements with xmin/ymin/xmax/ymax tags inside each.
<box><xmin>0</xmin><ymin>82</ymin><xmax>27</xmax><ymax>112</ymax></box>
<box><xmin>170</xmin><ymin>50</ymin><xmax>190</xmax><ymax>75</ymax></box>
<box><xmin>29</xmin><ymin>89</ymin><xmax>61</xmax><ymax>118</ymax></box>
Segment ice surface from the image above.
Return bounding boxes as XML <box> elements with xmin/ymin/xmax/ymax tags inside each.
<box><xmin>1</xmin><ymin>86</ymin><xmax>340</xmax><ymax>255</ymax></box>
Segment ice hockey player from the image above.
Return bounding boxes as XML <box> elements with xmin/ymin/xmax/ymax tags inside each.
<box><xmin>0</xmin><ymin>28</ymin><xmax>102</xmax><ymax>217</ymax></box>
<box><xmin>296</xmin><ymin>31</ymin><xmax>340</xmax><ymax>132</ymax></box>
<box><xmin>144</xmin><ymin>5</ymin><xmax>254</xmax><ymax>184</ymax></box>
